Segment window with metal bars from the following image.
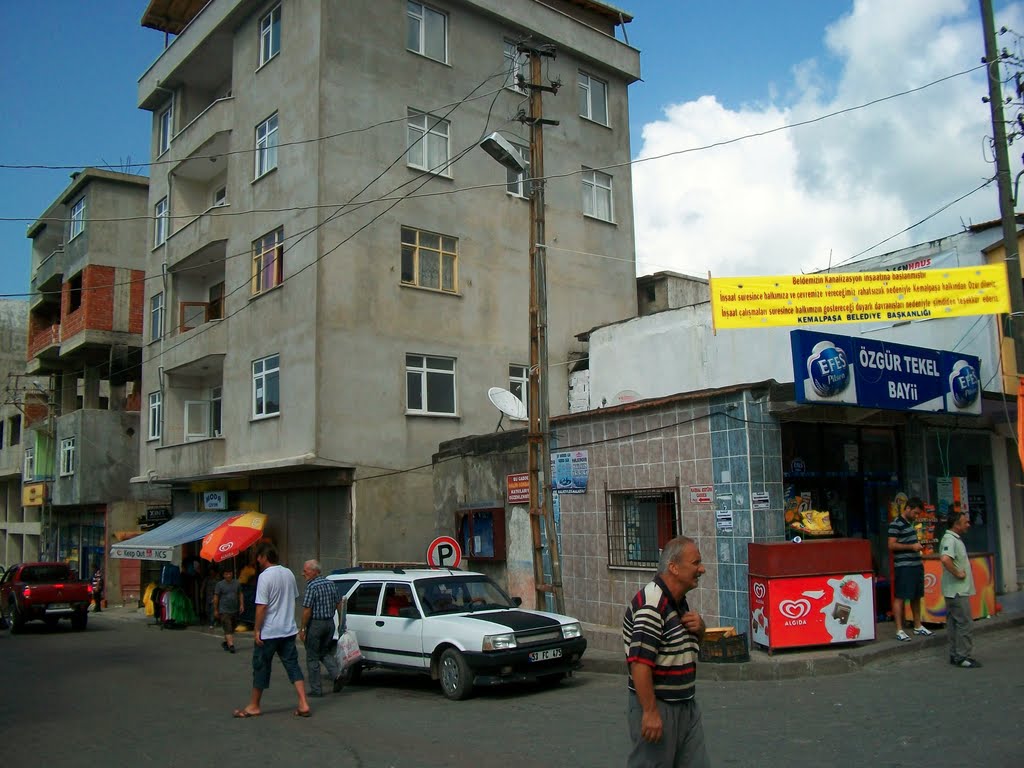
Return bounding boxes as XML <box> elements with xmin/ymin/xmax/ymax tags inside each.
<box><xmin>606</xmin><ymin>487</ymin><xmax>679</xmax><ymax>568</ymax></box>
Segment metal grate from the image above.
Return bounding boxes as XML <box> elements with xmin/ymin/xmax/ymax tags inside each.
<box><xmin>606</xmin><ymin>487</ymin><xmax>679</xmax><ymax>568</ymax></box>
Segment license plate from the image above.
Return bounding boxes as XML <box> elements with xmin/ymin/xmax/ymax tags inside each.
<box><xmin>529</xmin><ymin>648</ymin><xmax>563</xmax><ymax>662</ymax></box>
<box><xmin>47</xmin><ymin>603</ymin><xmax>71</xmax><ymax>611</ymax></box>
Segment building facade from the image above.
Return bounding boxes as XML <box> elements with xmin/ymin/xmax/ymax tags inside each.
<box><xmin>134</xmin><ymin>0</ymin><xmax>641</xmax><ymax>577</ymax></box>
<box><xmin>0</xmin><ymin>299</ymin><xmax>31</xmax><ymax>568</ymax></box>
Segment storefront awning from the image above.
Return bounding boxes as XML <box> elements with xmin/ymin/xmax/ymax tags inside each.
<box><xmin>109</xmin><ymin>511</ymin><xmax>239</xmax><ymax>561</ymax></box>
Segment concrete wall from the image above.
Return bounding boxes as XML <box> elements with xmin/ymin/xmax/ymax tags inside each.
<box><xmin>52</xmin><ymin>410</ymin><xmax>140</xmax><ymax>507</ymax></box>
<box><xmin>0</xmin><ymin>300</ymin><xmax>31</xmax><ymax>566</ymax></box>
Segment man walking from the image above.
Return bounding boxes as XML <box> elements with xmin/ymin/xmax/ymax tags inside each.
<box><xmin>940</xmin><ymin>510</ymin><xmax>980</xmax><ymax>668</ymax></box>
<box><xmin>91</xmin><ymin>562</ymin><xmax>104</xmax><ymax>613</ymax></box>
<box><xmin>300</xmin><ymin>559</ymin><xmax>345</xmax><ymax>696</ymax></box>
<box><xmin>213</xmin><ymin>567</ymin><xmax>243</xmax><ymax>653</ymax></box>
<box><xmin>888</xmin><ymin>496</ymin><xmax>933</xmax><ymax>642</ymax></box>
<box><xmin>232</xmin><ymin>544</ymin><xmax>311</xmax><ymax>718</ymax></box>
<box><xmin>623</xmin><ymin>536</ymin><xmax>709</xmax><ymax>768</ymax></box>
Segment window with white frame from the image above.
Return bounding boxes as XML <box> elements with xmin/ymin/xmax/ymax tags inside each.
<box><xmin>503</xmin><ymin>39</ymin><xmax>529</xmax><ymax>92</ymax></box>
<box><xmin>581</xmin><ymin>168</ymin><xmax>613</xmax><ymax>222</ymax></box>
<box><xmin>252</xmin><ymin>354</ymin><xmax>280</xmax><ymax>418</ymax></box>
<box><xmin>184</xmin><ymin>400</ymin><xmax>210</xmax><ymax>441</ymax></box>
<box><xmin>578</xmin><ymin>71</ymin><xmax>608</xmax><ymax>125</ymax></box>
<box><xmin>406</xmin><ymin>110</ymin><xmax>450</xmax><ymax>174</ymax></box>
<box><xmin>150</xmin><ymin>292</ymin><xmax>164</xmax><ymax>342</ymax></box>
<box><xmin>259</xmin><ymin>4</ymin><xmax>281</xmax><ymax>67</ymax></box>
<box><xmin>509</xmin><ymin>364</ymin><xmax>528</xmax><ymax>412</ymax></box>
<box><xmin>505</xmin><ymin>142</ymin><xmax>531</xmax><ymax>198</ymax></box>
<box><xmin>406</xmin><ymin>354</ymin><xmax>456</xmax><ymax>415</ymax></box>
<box><xmin>210</xmin><ymin>386</ymin><xmax>223</xmax><ymax>436</ymax></box>
<box><xmin>158</xmin><ymin>102</ymin><xmax>173</xmax><ymax>155</ymax></box>
<box><xmin>213</xmin><ymin>186</ymin><xmax>227</xmax><ymax>207</ymax></box>
<box><xmin>154</xmin><ymin>197</ymin><xmax>169</xmax><ymax>246</ymax></box>
<box><xmin>59</xmin><ymin>437</ymin><xmax>76</xmax><ymax>477</ymax></box>
<box><xmin>148</xmin><ymin>391</ymin><xmax>162</xmax><ymax>441</ymax></box>
<box><xmin>401</xmin><ymin>226</ymin><xmax>457</xmax><ymax>292</ymax></box>
<box><xmin>255</xmin><ymin>112</ymin><xmax>279</xmax><ymax>178</ymax></box>
<box><xmin>24</xmin><ymin>447</ymin><xmax>34</xmax><ymax>480</ymax></box>
<box><xmin>407</xmin><ymin>2</ymin><xmax>447</xmax><ymax>63</ymax></box>
<box><xmin>252</xmin><ymin>227</ymin><xmax>284</xmax><ymax>295</ymax></box>
<box><xmin>70</xmin><ymin>197</ymin><xmax>86</xmax><ymax>240</ymax></box>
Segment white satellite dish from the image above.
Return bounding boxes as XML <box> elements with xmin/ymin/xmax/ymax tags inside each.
<box><xmin>488</xmin><ymin>386</ymin><xmax>528</xmax><ymax>430</ymax></box>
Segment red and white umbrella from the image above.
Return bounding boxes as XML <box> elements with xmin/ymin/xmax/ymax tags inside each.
<box><xmin>200</xmin><ymin>512</ymin><xmax>267</xmax><ymax>562</ymax></box>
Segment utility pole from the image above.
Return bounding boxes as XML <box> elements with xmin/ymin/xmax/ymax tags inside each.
<box><xmin>520</xmin><ymin>44</ymin><xmax>565</xmax><ymax>613</ymax></box>
<box><xmin>980</xmin><ymin>0</ymin><xmax>1024</xmax><ymax>374</ymax></box>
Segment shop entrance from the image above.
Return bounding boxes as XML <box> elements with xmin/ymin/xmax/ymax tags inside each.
<box><xmin>781</xmin><ymin>422</ymin><xmax>902</xmax><ymax>578</ymax></box>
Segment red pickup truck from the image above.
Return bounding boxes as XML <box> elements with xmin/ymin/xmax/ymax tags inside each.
<box><xmin>0</xmin><ymin>562</ymin><xmax>93</xmax><ymax>633</ymax></box>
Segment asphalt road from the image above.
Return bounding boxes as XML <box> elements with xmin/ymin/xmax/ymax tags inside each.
<box><xmin>0</xmin><ymin>616</ymin><xmax>1020</xmax><ymax>767</ymax></box>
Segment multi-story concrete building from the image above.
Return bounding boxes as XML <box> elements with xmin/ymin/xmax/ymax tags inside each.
<box><xmin>135</xmin><ymin>0</ymin><xmax>641</xmax><ymax>571</ymax></box>
<box><xmin>0</xmin><ymin>299</ymin><xmax>31</xmax><ymax>568</ymax></box>
<box><xmin>24</xmin><ymin>168</ymin><xmax>150</xmax><ymax>596</ymax></box>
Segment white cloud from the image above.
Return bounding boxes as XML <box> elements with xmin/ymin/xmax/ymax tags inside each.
<box><xmin>633</xmin><ymin>0</ymin><xmax>1023</xmax><ymax>278</ymax></box>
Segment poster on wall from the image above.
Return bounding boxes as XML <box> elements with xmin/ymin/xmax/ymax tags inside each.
<box><xmin>550</xmin><ymin>450</ymin><xmax>588</xmax><ymax>494</ymax></box>
<box><xmin>935</xmin><ymin>476</ymin><xmax>969</xmax><ymax>520</ymax></box>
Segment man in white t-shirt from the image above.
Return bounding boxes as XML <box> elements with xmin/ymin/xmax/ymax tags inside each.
<box><xmin>233</xmin><ymin>543</ymin><xmax>311</xmax><ymax>718</ymax></box>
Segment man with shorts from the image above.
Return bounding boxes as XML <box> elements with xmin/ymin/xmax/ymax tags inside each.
<box><xmin>233</xmin><ymin>544</ymin><xmax>311</xmax><ymax>718</ymax></box>
<box><xmin>213</xmin><ymin>567</ymin><xmax>243</xmax><ymax>653</ymax></box>
<box><xmin>888</xmin><ymin>496</ymin><xmax>933</xmax><ymax>642</ymax></box>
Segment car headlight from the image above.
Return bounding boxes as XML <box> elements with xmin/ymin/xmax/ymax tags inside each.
<box><xmin>561</xmin><ymin>622</ymin><xmax>582</xmax><ymax>640</ymax></box>
<box><xmin>482</xmin><ymin>633</ymin><xmax>518</xmax><ymax>651</ymax></box>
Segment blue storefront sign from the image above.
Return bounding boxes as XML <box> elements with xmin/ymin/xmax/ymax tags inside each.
<box><xmin>791</xmin><ymin>330</ymin><xmax>981</xmax><ymax>414</ymax></box>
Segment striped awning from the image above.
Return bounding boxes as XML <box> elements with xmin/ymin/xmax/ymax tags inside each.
<box><xmin>109</xmin><ymin>511</ymin><xmax>239</xmax><ymax>561</ymax></box>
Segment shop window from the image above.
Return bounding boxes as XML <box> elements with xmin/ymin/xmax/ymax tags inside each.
<box><xmin>456</xmin><ymin>508</ymin><xmax>506</xmax><ymax>561</ymax></box>
<box><xmin>606</xmin><ymin>488</ymin><xmax>678</xmax><ymax>568</ymax></box>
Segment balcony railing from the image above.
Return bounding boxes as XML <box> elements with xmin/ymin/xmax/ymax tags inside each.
<box><xmin>31</xmin><ymin>248</ymin><xmax>65</xmax><ymax>300</ymax></box>
<box><xmin>152</xmin><ymin>436</ymin><xmax>225</xmax><ymax>481</ymax></box>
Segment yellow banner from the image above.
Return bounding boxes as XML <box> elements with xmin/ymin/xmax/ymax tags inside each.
<box><xmin>711</xmin><ymin>264</ymin><xmax>1010</xmax><ymax>330</ymax></box>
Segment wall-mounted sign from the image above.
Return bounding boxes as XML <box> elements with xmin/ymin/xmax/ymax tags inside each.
<box><xmin>506</xmin><ymin>473</ymin><xmax>530</xmax><ymax>505</ymax></box>
<box><xmin>791</xmin><ymin>330</ymin><xmax>981</xmax><ymax>414</ymax></box>
<box><xmin>550</xmin><ymin>450</ymin><xmax>588</xmax><ymax>494</ymax></box>
<box><xmin>716</xmin><ymin>509</ymin><xmax>734</xmax><ymax>533</ymax></box>
<box><xmin>22</xmin><ymin>482</ymin><xmax>46</xmax><ymax>507</ymax></box>
<box><xmin>689</xmin><ymin>485</ymin><xmax>713</xmax><ymax>504</ymax></box>
<box><xmin>146</xmin><ymin>507</ymin><xmax>172</xmax><ymax>523</ymax></box>
<box><xmin>203</xmin><ymin>491</ymin><xmax>227</xmax><ymax>510</ymax></box>
<box><xmin>752</xmin><ymin>491</ymin><xmax>770</xmax><ymax>510</ymax></box>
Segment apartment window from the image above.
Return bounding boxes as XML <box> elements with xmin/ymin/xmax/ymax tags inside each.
<box><xmin>401</xmin><ymin>226</ymin><xmax>457</xmax><ymax>292</ymax></box>
<box><xmin>70</xmin><ymin>197</ymin><xmax>86</xmax><ymax>240</ymax></box>
<box><xmin>0</xmin><ymin>419</ymin><xmax>4</xmax><ymax>449</ymax></box>
<box><xmin>407</xmin><ymin>110</ymin><xmax>450</xmax><ymax>174</ymax></box>
<box><xmin>59</xmin><ymin>437</ymin><xmax>76</xmax><ymax>477</ymax></box>
<box><xmin>582</xmin><ymin>168</ymin><xmax>614</xmax><ymax>222</ymax></box>
<box><xmin>68</xmin><ymin>272</ymin><xmax>83</xmax><ymax>312</ymax></box>
<box><xmin>505</xmin><ymin>142</ymin><xmax>531</xmax><ymax>198</ymax></box>
<box><xmin>259</xmin><ymin>5</ymin><xmax>281</xmax><ymax>67</ymax></box>
<box><xmin>407</xmin><ymin>1</ymin><xmax>447</xmax><ymax>63</ymax></box>
<box><xmin>252</xmin><ymin>227</ymin><xmax>284</xmax><ymax>295</ymax></box>
<box><xmin>578</xmin><ymin>71</ymin><xmax>608</xmax><ymax>125</ymax></box>
<box><xmin>154</xmin><ymin>197</ymin><xmax>169</xmax><ymax>246</ymax></box>
<box><xmin>252</xmin><ymin>354</ymin><xmax>280</xmax><ymax>418</ymax></box>
<box><xmin>148</xmin><ymin>391</ymin><xmax>162</xmax><ymax>441</ymax></box>
<box><xmin>406</xmin><ymin>354</ymin><xmax>456</xmax><ymax>415</ymax></box>
<box><xmin>503</xmin><ymin>39</ymin><xmax>528</xmax><ymax>92</ymax></box>
<box><xmin>212</xmin><ymin>186</ymin><xmax>227</xmax><ymax>207</ymax></box>
<box><xmin>158</xmin><ymin>101</ymin><xmax>173</xmax><ymax>155</ymax></box>
<box><xmin>509</xmin><ymin>364</ymin><xmax>528</xmax><ymax>412</ymax></box>
<box><xmin>607</xmin><ymin>489</ymin><xmax>678</xmax><ymax>568</ymax></box>
<box><xmin>210</xmin><ymin>386</ymin><xmax>223</xmax><ymax>436</ymax></box>
<box><xmin>150</xmin><ymin>292</ymin><xmax>165</xmax><ymax>342</ymax></box>
<box><xmin>8</xmin><ymin>414</ymin><xmax>20</xmax><ymax>446</ymax></box>
<box><xmin>255</xmin><ymin>113</ymin><xmax>279</xmax><ymax>178</ymax></box>
<box><xmin>208</xmin><ymin>282</ymin><xmax>225</xmax><ymax>320</ymax></box>
<box><xmin>24</xmin><ymin>447</ymin><xmax>34</xmax><ymax>481</ymax></box>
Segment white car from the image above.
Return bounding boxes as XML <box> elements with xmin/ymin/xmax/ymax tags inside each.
<box><xmin>327</xmin><ymin>568</ymin><xmax>587</xmax><ymax>700</ymax></box>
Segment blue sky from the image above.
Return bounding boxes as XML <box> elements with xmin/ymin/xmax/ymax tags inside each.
<box><xmin>1</xmin><ymin>1</ymin><xmax>1020</xmax><ymax>296</ymax></box>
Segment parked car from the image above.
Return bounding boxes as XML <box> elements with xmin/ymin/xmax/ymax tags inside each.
<box><xmin>0</xmin><ymin>562</ymin><xmax>93</xmax><ymax>633</ymax></box>
<box><xmin>327</xmin><ymin>568</ymin><xmax>587</xmax><ymax>700</ymax></box>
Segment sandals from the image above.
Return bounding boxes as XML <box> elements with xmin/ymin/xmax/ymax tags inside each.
<box><xmin>232</xmin><ymin>709</ymin><xmax>261</xmax><ymax>719</ymax></box>
<box><xmin>294</xmin><ymin>709</ymin><xmax>312</xmax><ymax>718</ymax></box>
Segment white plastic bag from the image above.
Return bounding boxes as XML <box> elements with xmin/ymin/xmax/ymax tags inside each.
<box><xmin>334</xmin><ymin>628</ymin><xmax>362</xmax><ymax>672</ymax></box>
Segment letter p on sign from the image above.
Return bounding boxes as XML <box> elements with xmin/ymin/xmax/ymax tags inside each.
<box><xmin>427</xmin><ymin>536</ymin><xmax>462</xmax><ymax>569</ymax></box>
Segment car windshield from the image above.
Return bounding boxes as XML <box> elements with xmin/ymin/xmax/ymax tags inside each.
<box><xmin>415</xmin><ymin>576</ymin><xmax>515</xmax><ymax>616</ymax></box>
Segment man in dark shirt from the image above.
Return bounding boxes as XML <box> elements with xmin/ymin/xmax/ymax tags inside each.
<box><xmin>214</xmin><ymin>567</ymin><xmax>243</xmax><ymax>653</ymax></box>
<box><xmin>887</xmin><ymin>496</ymin><xmax>933</xmax><ymax>642</ymax></box>
<box><xmin>623</xmin><ymin>536</ymin><xmax>708</xmax><ymax>767</ymax></box>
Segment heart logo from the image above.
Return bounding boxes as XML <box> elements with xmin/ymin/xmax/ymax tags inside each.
<box><xmin>753</xmin><ymin>583</ymin><xmax>766</xmax><ymax>601</ymax></box>
<box><xmin>218</xmin><ymin>542</ymin><xmax>235</xmax><ymax>553</ymax></box>
<box><xmin>924</xmin><ymin>573</ymin><xmax>937</xmax><ymax>590</ymax></box>
<box><xmin>779</xmin><ymin>599</ymin><xmax>811</xmax><ymax>619</ymax></box>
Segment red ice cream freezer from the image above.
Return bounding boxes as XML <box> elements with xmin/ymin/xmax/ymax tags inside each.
<box><xmin>749</xmin><ymin>539</ymin><xmax>876</xmax><ymax>651</ymax></box>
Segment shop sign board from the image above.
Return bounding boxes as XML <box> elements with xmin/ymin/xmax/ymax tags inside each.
<box><xmin>22</xmin><ymin>482</ymin><xmax>46</xmax><ymax>507</ymax></box>
<box><xmin>689</xmin><ymin>485</ymin><xmax>713</xmax><ymax>504</ymax></box>
<box><xmin>203</xmin><ymin>491</ymin><xmax>227</xmax><ymax>510</ymax></box>
<box><xmin>109</xmin><ymin>544</ymin><xmax>173</xmax><ymax>561</ymax></box>
<box><xmin>550</xmin><ymin>450</ymin><xmax>588</xmax><ymax>494</ymax></box>
<box><xmin>506</xmin><ymin>473</ymin><xmax>530</xmax><ymax>505</ymax></box>
<box><xmin>791</xmin><ymin>329</ymin><xmax>981</xmax><ymax>414</ymax></box>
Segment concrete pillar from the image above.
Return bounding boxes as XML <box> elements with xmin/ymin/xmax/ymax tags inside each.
<box><xmin>60</xmin><ymin>372</ymin><xmax>78</xmax><ymax>415</ymax></box>
<box><xmin>109</xmin><ymin>383</ymin><xmax>126</xmax><ymax>411</ymax></box>
<box><xmin>990</xmin><ymin>434</ymin><xmax>1019</xmax><ymax>592</ymax></box>
<box><xmin>83</xmin><ymin>368</ymin><xmax>100</xmax><ymax>409</ymax></box>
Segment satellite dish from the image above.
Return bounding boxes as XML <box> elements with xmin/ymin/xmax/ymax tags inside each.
<box><xmin>488</xmin><ymin>387</ymin><xmax>527</xmax><ymax>431</ymax></box>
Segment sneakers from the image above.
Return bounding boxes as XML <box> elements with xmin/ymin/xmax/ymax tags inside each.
<box><xmin>913</xmin><ymin>626</ymin><xmax>933</xmax><ymax>636</ymax></box>
<box><xmin>895</xmin><ymin>630</ymin><xmax>911</xmax><ymax>642</ymax></box>
<box><xmin>221</xmin><ymin>641</ymin><xmax>229</xmax><ymax>651</ymax></box>
<box><xmin>951</xmin><ymin>656</ymin><xmax>982</xmax><ymax>668</ymax></box>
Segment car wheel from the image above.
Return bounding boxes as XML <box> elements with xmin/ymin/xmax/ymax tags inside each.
<box><xmin>438</xmin><ymin>648</ymin><xmax>475</xmax><ymax>701</ymax></box>
<box><xmin>71</xmin><ymin>612</ymin><xmax>88</xmax><ymax>631</ymax></box>
<box><xmin>8</xmin><ymin>600</ymin><xmax>24</xmax><ymax>634</ymax></box>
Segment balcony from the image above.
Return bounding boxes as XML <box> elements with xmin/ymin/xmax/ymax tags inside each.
<box><xmin>152</xmin><ymin>436</ymin><xmax>225</xmax><ymax>481</ymax></box>
<box><xmin>27</xmin><ymin>324</ymin><xmax>60</xmax><ymax>361</ymax></box>
<box><xmin>50</xmin><ymin>409</ymin><xmax>140</xmax><ymax>507</ymax></box>
<box><xmin>159</xmin><ymin>313</ymin><xmax>227</xmax><ymax>375</ymax></box>
<box><xmin>30</xmin><ymin>249</ymin><xmax>64</xmax><ymax>307</ymax></box>
<box><xmin>169</xmin><ymin>96</ymin><xmax>234</xmax><ymax>174</ymax></box>
<box><xmin>166</xmin><ymin>205</ymin><xmax>230</xmax><ymax>270</ymax></box>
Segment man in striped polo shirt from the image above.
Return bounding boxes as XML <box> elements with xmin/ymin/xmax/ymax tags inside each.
<box><xmin>623</xmin><ymin>536</ymin><xmax>708</xmax><ymax>768</ymax></box>
<box><xmin>887</xmin><ymin>496</ymin><xmax>933</xmax><ymax>642</ymax></box>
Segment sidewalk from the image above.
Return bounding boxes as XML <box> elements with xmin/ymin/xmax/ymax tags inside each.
<box><xmin>581</xmin><ymin>594</ymin><xmax>1024</xmax><ymax>681</ymax></box>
